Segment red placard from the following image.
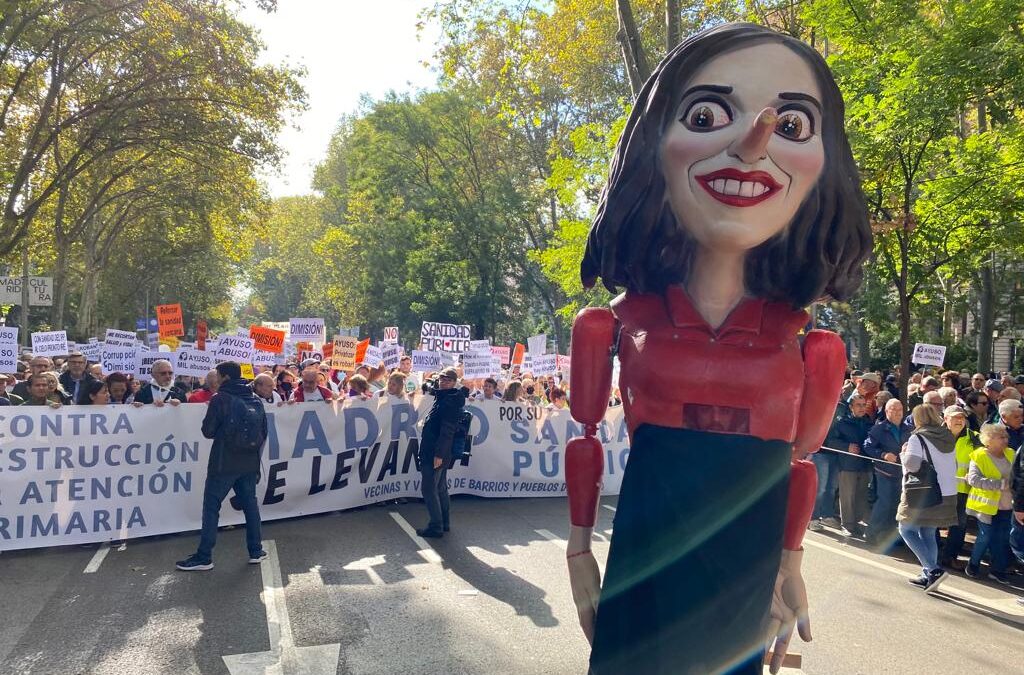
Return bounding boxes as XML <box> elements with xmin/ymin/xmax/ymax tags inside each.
<box><xmin>355</xmin><ymin>338</ymin><xmax>370</xmax><ymax>364</ymax></box>
<box><xmin>156</xmin><ymin>304</ymin><xmax>184</xmax><ymax>337</ymax></box>
<box><xmin>196</xmin><ymin>320</ymin><xmax>208</xmax><ymax>351</ymax></box>
<box><xmin>249</xmin><ymin>325</ymin><xmax>286</xmax><ymax>354</ymax></box>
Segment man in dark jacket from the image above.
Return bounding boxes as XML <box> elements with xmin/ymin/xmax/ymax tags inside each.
<box><xmin>863</xmin><ymin>398</ymin><xmax>911</xmax><ymax>550</ymax></box>
<box><xmin>416</xmin><ymin>367</ymin><xmax>467</xmax><ymax>538</ymax></box>
<box><xmin>176</xmin><ymin>361</ymin><xmax>268</xmax><ymax>571</ymax></box>
<box><xmin>830</xmin><ymin>394</ymin><xmax>874</xmax><ymax>537</ymax></box>
<box><xmin>132</xmin><ymin>359</ymin><xmax>188</xmax><ymax>405</ymax></box>
<box><xmin>58</xmin><ymin>352</ymin><xmax>96</xmax><ymax>404</ymax></box>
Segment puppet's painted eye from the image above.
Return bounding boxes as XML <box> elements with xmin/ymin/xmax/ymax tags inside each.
<box><xmin>682</xmin><ymin>100</ymin><xmax>731</xmax><ymax>131</ymax></box>
<box><xmin>775</xmin><ymin>109</ymin><xmax>813</xmax><ymax>141</ymax></box>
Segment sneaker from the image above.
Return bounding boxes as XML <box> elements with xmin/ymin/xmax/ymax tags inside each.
<box><xmin>924</xmin><ymin>570</ymin><xmax>949</xmax><ymax>594</ymax></box>
<box><xmin>248</xmin><ymin>551</ymin><xmax>268</xmax><ymax>564</ymax></box>
<box><xmin>965</xmin><ymin>565</ymin><xmax>981</xmax><ymax>579</ymax></box>
<box><xmin>176</xmin><ymin>555</ymin><xmax>213</xmax><ymax>571</ymax></box>
<box><xmin>807</xmin><ymin>519</ymin><xmax>823</xmax><ymax>532</ymax></box>
<box><xmin>821</xmin><ymin>517</ymin><xmax>842</xmax><ymax>529</ymax></box>
<box><xmin>908</xmin><ymin>574</ymin><xmax>929</xmax><ymax>589</ymax></box>
<box><xmin>416</xmin><ymin>527</ymin><xmax>443</xmax><ymax>539</ymax></box>
<box><xmin>988</xmin><ymin>572</ymin><xmax>1011</xmax><ymax>586</ymax></box>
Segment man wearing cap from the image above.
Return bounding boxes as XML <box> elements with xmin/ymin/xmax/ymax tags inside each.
<box><xmin>998</xmin><ymin>399</ymin><xmax>1024</xmax><ymax>453</ymax></box>
<box><xmin>939</xmin><ymin>405</ymin><xmax>983</xmax><ymax>569</ymax></box>
<box><xmin>416</xmin><ymin>367</ymin><xmax>467</xmax><ymax>538</ymax></box>
<box><xmin>908</xmin><ymin>375</ymin><xmax>939</xmax><ymax>411</ymax></box>
<box><xmin>985</xmin><ymin>379</ymin><xmax>1004</xmax><ymax>421</ymax></box>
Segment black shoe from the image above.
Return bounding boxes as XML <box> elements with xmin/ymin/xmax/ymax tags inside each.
<box><xmin>924</xmin><ymin>569</ymin><xmax>949</xmax><ymax>594</ymax></box>
<box><xmin>908</xmin><ymin>574</ymin><xmax>929</xmax><ymax>589</ymax></box>
<box><xmin>248</xmin><ymin>551</ymin><xmax>268</xmax><ymax>564</ymax></box>
<box><xmin>416</xmin><ymin>527</ymin><xmax>443</xmax><ymax>538</ymax></box>
<box><xmin>988</xmin><ymin>572</ymin><xmax>1012</xmax><ymax>586</ymax></box>
<box><xmin>965</xmin><ymin>565</ymin><xmax>981</xmax><ymax>579</ymax></box>
<box><xmin>443</xmin><ymin>524</ymin><xmax>450</xmax><ymax>532</ymax></box>
<box><xmin>175</xmin><ymin>554</ymin><xmax>213</xmax><ymax>571</ymax></box>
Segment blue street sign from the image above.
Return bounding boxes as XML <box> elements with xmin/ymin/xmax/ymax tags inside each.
<box><xmin>136</xmin><ymin>318</ymin><xmax>147</xmax><ymax>331</ymax></box>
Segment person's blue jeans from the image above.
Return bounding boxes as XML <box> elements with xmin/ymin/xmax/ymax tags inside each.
<box><xmin>898</xmin><ymin>523</ymin><xmax>939</xmax><ymax>575</ymax></box>
<box><xmin>867</xmin><ymin>472</ymin><xmax>901</xmax><ymax>545</ymax></box>
<box><xmin>1011</xmin><ymin>514</ymin><xmax>1024</xmax><ymax>565</ymax></box>
<box><xmin>420</xmin><ymin>454</ymin><xmax>450</xmax><ymax>532</ymax></box>
<box><xmin>196</xmin><ymin>471</ymin><xmax>263</xmax><ymax>562</ymax></box>
<box><xmin>812</xmin><ymin>451</ymin><xmax>839</xmax><ymax>519</ymax></box>
<box><xmin>970</xmin><ymin>510</ymin><xmax>1012</xmax><ymax>574</ymax></box>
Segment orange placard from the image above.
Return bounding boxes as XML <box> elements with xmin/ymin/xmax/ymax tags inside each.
<box><xmin>322</xmin><ymin>342</ymin><xmax>334</xmax><ymax>361</ymax></box>
<box><xmin>196</xmin><ymin>320</ymin><xmax>208</xmax><ymax>351</ymax></box>
<box><xmin>355</xmin><ymin>338</ymin><xmax>370</xmax><ymax>364</ymax></box>
<box><xmin>249</xmin><ymin>325</ymin><xmax>286</xmax><ymax>354</ymax></box>
<box><xmin>511</xmin><ymin>343</ymin><xmax>525</xmax><ymax>366</ymax></box>
<box><xmin>156</xmin><ymin>303</ymin><xmax>184</xmax><ymax>337</ymax></box>
<box><xmin>296</xmin><ymin>341</ymin><xmax>314</xmax><ymax>353</ymax></box>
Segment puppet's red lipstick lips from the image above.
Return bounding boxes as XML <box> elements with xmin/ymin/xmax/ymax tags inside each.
<box><xmin>696</xmin><ymin>169</ymin><xmax>782</xmax><ymax>207</ymax></box>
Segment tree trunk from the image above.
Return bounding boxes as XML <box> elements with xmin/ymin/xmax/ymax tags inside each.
<box><xmin>857</xmin><ymin>319</ymin><xmax>871</xmax><ymax>370</ymax></box>
<box><xmin>616</xmin><ymin>0</ymin><xmax>650</xmax><ymax>98</ymax></box>
<box><xmin>665</xmin><ymin>0</ymin><xmax>680</xmax><ymax>52</ymax></box>
<box><xmin>51</xmin><ymin>233</ymin><xmax>71</xmax><ymax>330</ymax></box>
<box><xmin>78</xmin><ymin>266</ymin><xmax>99</xmax><ymax>339</ymax></box>
<box><xmin>899</xmin><ymin>291</ymin><xmax>912</xmax><ymax>405</ymax></box>
<box><xmin>978</xmin><ymin>257</ymin><xmax>995</xmax><ymax>373</ymax></box>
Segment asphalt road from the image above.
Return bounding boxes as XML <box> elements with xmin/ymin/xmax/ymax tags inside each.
<box><xmin>1</xmin><ymin>496</ymin><xmax>1021</xmax><ymax>674</ymax></box>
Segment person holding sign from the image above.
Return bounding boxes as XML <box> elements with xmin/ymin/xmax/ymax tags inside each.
<box><xmin>563</xmin><ymin>23</ymin><xmax>872</xmax><ymax>675</ymax></box>
<box><xmin>132</xmin><ymin>360</ymin><xmax>187</xmax><ymax>406</ymax></box>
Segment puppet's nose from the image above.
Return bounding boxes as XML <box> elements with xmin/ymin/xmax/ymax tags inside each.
<box><xmin>729</xmin><ymin>107</ymin><xmax>777</xmax><ymax>163</ymax></box>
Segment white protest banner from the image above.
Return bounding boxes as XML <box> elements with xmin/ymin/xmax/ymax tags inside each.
<box><xmin>556</xmin><ymin>354</ymin><xmax>571</xmax><ymax>374</ymax></box>
<box><xmin>252</xmin><ymin>350</ymin><xmax>279</xmax><ymax>368</ymax></box>
<box><xmin>80</xmin><ymin>342</ymin><xmax>102</xmax><ymax>362</ymax></box>
<box><xmin>491</xmin><ymin>357</ymin><xmax>502</xmax><ymax>376</ymax></box>
<box><xmin>105</xmin><ymin>329</ymin><xmax>137</xmax><ymax>347</ymax></box>
<box><xmin>261</xmin><ymin>321</ymin><xmax>291</xmax><ymax>333</ymax></box>
<box><xmin>289</xmin><ymin>318</ymin><xmax>325</xmax><ymax>343</ymax></box>
<box><xmin>532</xmin><ymin>353</ymin><xmax>557</xmax><ymax>376</ymax></box>
<box><xmin>491</xmin><ymin>345</ymin><xmax>511</xmax><ymax>365</ymax></box>
<box><xmin>177</xmin><ymin>341</ymin><xmax>195</xmax><ymax>350</ymax></box>
<box><xmin>31</xmin><ymin>330</ymin><xmax>68</xmax><ymax>357</ymax></box>
<box><xmin>176</xmin><ymin>348</ymin><xmax>215</xmax><ymax>378</ymax></box>
<box><xmin>0</xmin><ymin>399</ymin><xmax>628</xmax><ymax>551</ymax></box>
<box><xmin>101</xmin><ymin>344</ymin><xmax>140</xmax><ymax>376</ymax></box>
<box><xmin>0</xmin><ymin>326</ymin><xmax>18</xmax><ymax>344</ymax></box>
<box><xmin>462</xmin><ymin>352</ymin><xmax>493</xmax><ymax>379</ymax></box>
<box><xmin>420</xmin><ymin>321</ymin><xmax>472</xmax><ymax>353</ymax></box>
<box><xmin>214</xmin><ymin>335</ymin><xmax>255</xmax><ymax>363</ymax></box>
<box><xmin>412</xmin><ymin>350</ymin><xmax>441</xmax><ymax>372</ymax></box>
<box><xmin>383</xmin><ymin>326</ymin><xmax>399</xmax><ymax>343</ymax></box>
<box><xmin>469</xmin><ymin>339</ymin><xmax>491</xmax><ymax>353</ymax></box>
<box><xmin>527</xmin><ymin>334</ymin><xmax>547</xmax><ymax>356</ymax></box>
<box><xmin>135</xmin><ymin>350</ymin><xmax>165</xmax><ymax>382</ymax></box>
<box><xmin>912</xmin><ymin>343</ymin><xmax>946</xmax><ymax>368</ymax></box>
<box><xmin>522</xmin><ymin>353</ymin><xmax>534</xmax><ymax>373</ymax></box>
<box><xmin>364</xmin><ymin>344</ymin><xmax>384</xmax><ymax>366</ymax></box>
<box><xmin>439</xmin><ymin>351</ymin><xmax>458</xmax><ymax>367</ymax></box>
<box><xmin>0</xmin><ymin>342</ymin><xmax>17</xmax><ymax>373</ymax></box>
<box><xmin>383</xmin><ymin>343</ymin><xmax>403</xmax><ymax>369</ymax></box>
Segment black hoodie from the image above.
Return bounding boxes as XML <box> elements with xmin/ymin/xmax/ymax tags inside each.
<box><xmin>201</xmin><ymin>378</ymin><xmax>267</xmax><ymax>475</ymax></box>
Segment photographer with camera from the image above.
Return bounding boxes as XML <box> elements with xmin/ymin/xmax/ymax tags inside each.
<box><xmin>416</xmin><ymin>367</ymin><xmax>468</xmax><ymax>538</ymax></box>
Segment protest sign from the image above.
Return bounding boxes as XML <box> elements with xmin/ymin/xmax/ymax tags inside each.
<box><xmin>295</xmin><ymin>341</ymin><xmax>314</xmax><ymax>353</ymax></box>
<box><xmin>0</xmin><ymin>342</ymin><xmax>17</xmax><ymax>373</ymax></box>
<box><xmin>322</xmin><ymin>342</ymin><xmax>334</xmax><ymax>362</ymax></box>
<box><xmin>252</xmin><ymin>350</ymin><xmax>279</xmax><ymax>368</ymax></box>
<box><xmin>156</xmin><ymin>304</ymin><xmax>184</xmax><ymax>337</ymax></box>
<box><xmin>383</xmin><ymin>343</ymin><xmax>403</xmax><ymax>369</ymax></box>
<box><xmin>412</xmin><ymin>350</ymin><xmax>441</xmax><ymax>372</ymax></box>
<box><xmin>420</xmin><ymin>321</ymin><xmax>472</xmax><ymax>353</ymax></box>
<box><xmin>491</xmin><ymin>345</ymin><xmax>511</xmax><ymax>365</ymax></box>
<box><xmin>469</xmin><ymin>339</ymin><xmax>491</xmax><ymax>353</ymax></box>
<box><xmin>31</xmin><ymin>330</ymin><xmax>68</xmax><ymax>357</ymax></box>
<box><xmin>355</xmin><ymin>338</ymin><xmax>370</xmax><ymax>364</ymax></box>
<box><xmin>249</xmin><ymin>325</ymin><xmax>286</xmax><ymax>354</ymax></box>
<box><xmin>440</xmin><ymin>352</ymin><xmax>458</xmax><ymax>367</ymax></box>
<box><xmin>105</xmin><ymin>329</ymin><xmax>137</xmax><ymax>347</ymax></box>
<box><xmin>176</xmin><ymin>348</ymin><xmax>215</xmax><ymax>378</ymax></box>
<box><xmin>332</xmin><ymin>336</ymin><xmax>358</xmax><ymax>371</ymax></box>
<box><xmin>0</xmin><ymin>327</ymin><xmax>18</xmax><ymax>344</ymax></box>
<box><xmin>240</xmin><ymin>364</ymin><xmax>255</xmax><ymax>380</ymax></box>
<box><xmin>298</xmin><ymin>349</ymin><xmax>323</xmax><ymax>364</ymax></box>
<box><xmin>214</xmin><ymin>335</ymin><xmax>255</xmax><ymax>363</ymax></box>
<box><xmin>101</xmin><ymin>344</ymin><xmax>140</xmax><ymax>376</ymax></box>
<box><xmin>532</xmin><ymin>354</ymin><xmax>557</xmax><ymax>376</ymax></box>
<box><xmin>159</xmin><ymin>335</ymin><xmax>179</xmax><ymax>350</ymax></box>
<box><xmin>135</xmin><ymin>350</ymin><xmax>165</xmax><ymax>382</ymax></box>
<box><xmin>364</xmin><ymin>344</ymin><xmax>383</xmax><ymax>366</ymax></box>
<box><xmin>522</xmin><ymin>353</ymin><xmax>533</xmax><ymax>373</ymax></box>
<box><xmin>289</xmin><ymin>318</ymin><xmax>325</xmax><ymax>343</ymax></box>
<box><xmin>0</xmin><ymin>276</ymin><xmax>53</xmax><ymax>306</ymax></box>
<box><xmin>177</xmin><ymin>341</ymin><xmax>195</xmax><ymax>350</ymax></box>
<box><xmin>511</xmin><ymin>343</ymin><xmax>525</xmax><ymax>366</ymax></box>
<box><xmin>0</xmin><ymin>399</ymin><xmax>627</xmax><ymax>551</ymax></box>
<box><xmin>462</xmin><ymin>352</ymin><xmax>493</xmax><ymax>379</ymax></box>
<box><xmin>527</xmin><ymin>334</ymin><xmax>547</xmax><ymax>356</ymax></box>
<box><xmin>196</xmin><ymin>320</ymin><xmax>208</xmax><ymax>350</ymax></box>
<box><xmin>261</xmin><ymin>321</ymin><xmax>290</xmax><ymax>333</ymax></box>
<box><xmin>912</xmin><ymin>343</ymin><xmax>946</xmax><ymax>367</ymax></box>
<box><xmin>556</xmin><ymin>354</ymin><xmax>571</xmax><ymax>374</ymax></box>
<box><xmin>80</xmin><ymin>342</ymin><xmax>102</xmax><ymax>362</ymax></box>
<box><xmin>147</xmin><ymin>332</ymin><xmax>159</xmax><ymax>350</ymax></box>
<box><xmin>383</xmin><ymin>326</ymin><xmax>399</xmax><ymax>343</ymax></box>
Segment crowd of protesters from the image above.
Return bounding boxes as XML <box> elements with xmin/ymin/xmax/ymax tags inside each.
<box><xmin>814</xmin><ymin>368</ymin><xmax>1024</xmax><ymax>604</ymax></box>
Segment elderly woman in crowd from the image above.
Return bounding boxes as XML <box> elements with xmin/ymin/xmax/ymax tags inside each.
<box><xmin>965</xmin><ymin>423</ymin><xmax>1015</xmax><ymax>584</ymax></box>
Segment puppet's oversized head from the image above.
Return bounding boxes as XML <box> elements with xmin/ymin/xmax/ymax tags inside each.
<box><xmin>582</xmin><ymin>23</ymin><xmax>872</xmax><ymax>308</ymax></box>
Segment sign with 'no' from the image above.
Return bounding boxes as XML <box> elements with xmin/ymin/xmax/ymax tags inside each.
<box><xmin>383</xmin><ymin>326</ymin><xmax>399</xmax><ymax>343</ymax></box>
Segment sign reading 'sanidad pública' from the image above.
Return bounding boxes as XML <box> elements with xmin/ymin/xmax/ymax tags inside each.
<box><xmin>420</xmin><ymin>321</ymin><xmax>471</xmax><ymax>353</ymax></box>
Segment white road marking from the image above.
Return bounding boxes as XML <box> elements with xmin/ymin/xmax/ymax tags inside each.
<box><xmin>389</xmin><ymin>512</ymin><xmax>442</xmax><ymax>564</ymax></box>
<box><xmin>804</xmin><ymin>535</ymin><xmax>1024</xmax><ymax>622</ymax></box>
<box><xmin>534</xmin><ymin>529</ymin><xmax>566</xmax><ymax>551</ymax></box>
<box><xmin>221</xmin><ymin>540</ymin><xmax>341</xmax><ymax>674</ymax></box>
<box><xmin>83</xmin><ymin>544</ymin><xmax>110</xmax><ymax>574</ymax></box>
<box><xmin>342</xmin><ymin>556</ymin><xmax>385</xmax><ymax>586</ymax></box>
<box><xmin>602</xmin><ymin>504</ymin><xmax>616</xmax><ymax>512</ymax></box>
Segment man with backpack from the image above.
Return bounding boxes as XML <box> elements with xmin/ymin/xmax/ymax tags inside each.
<box><xmin>176</xmin><ymin>361</ymin><xmax>269</xmax><ymax>571</ymax></box>
<box><xmin>416</xmin><ymin>367</ymin><xmax>469</xmax><ymax>538</ymax></box>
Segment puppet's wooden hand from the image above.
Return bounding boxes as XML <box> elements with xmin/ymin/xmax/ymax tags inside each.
<box><xmin>766</xmin><ymin>548</ymin><xmax>811</xmax><ymax>674</ymax></box>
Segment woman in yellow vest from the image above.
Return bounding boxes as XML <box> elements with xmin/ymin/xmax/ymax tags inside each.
<box><xmin>965</xmin><ymin>423</ymin><xmax>1015</xmax><ymax>584</ymax></box>
<box><xmin>940</xmin><ymin>406</ymin><xmax>983</xmax><ymax>569</ymax></box>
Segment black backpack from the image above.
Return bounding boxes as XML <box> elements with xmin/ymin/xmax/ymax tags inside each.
<box><xmin>451</xmin><ymin>410</ymin><xmax>473</xmax><ymax>460</ymax></box>
<box><xmin>223</xmin><ymin>393</ymin><xmax>267</xmax><ymax>453</ymax></box>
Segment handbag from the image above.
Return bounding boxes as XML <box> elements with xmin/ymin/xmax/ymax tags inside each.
<box><xmin>903</xmin><ymin>434</ymin><xmax>942</xmax><ymax>509</ymax></box>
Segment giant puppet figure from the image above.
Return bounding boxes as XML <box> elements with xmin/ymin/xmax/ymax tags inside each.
<box><xmin>565</xmin><ymin>23</ymin><xmax>872</xmax><ymax>675</ymax></box>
